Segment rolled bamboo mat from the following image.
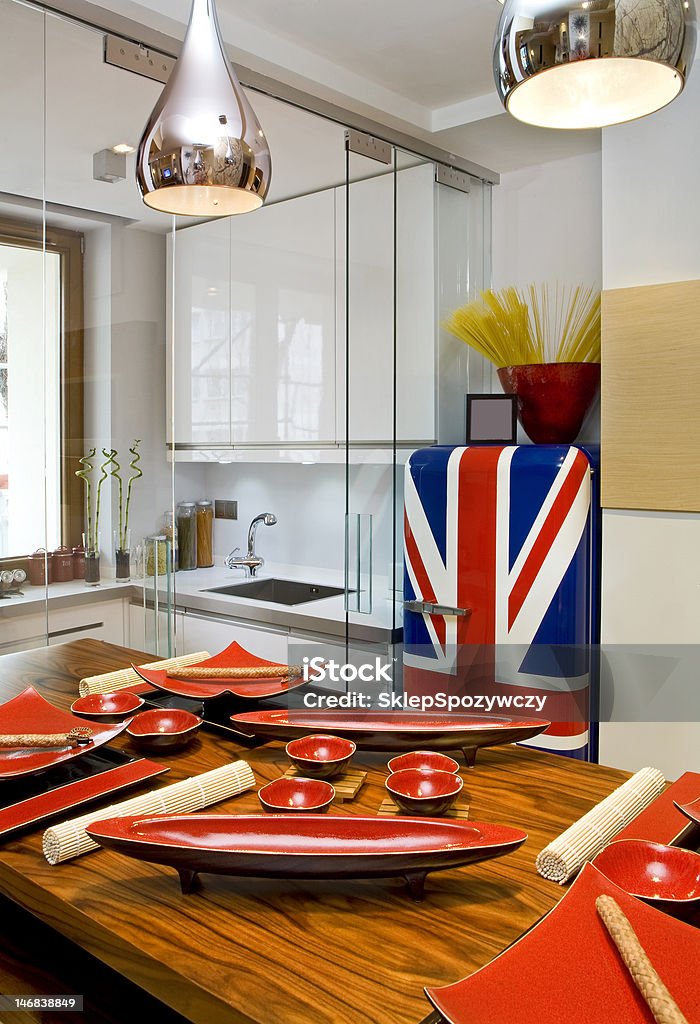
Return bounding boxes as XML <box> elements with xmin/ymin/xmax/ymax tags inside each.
<box><xmin>536</xmin><ymin>766</ymin><xmax>666</xmax><ymax>884</ymax></box>
<box><xmin>42</xmin><ymin>760</ymin><xmax>255</xmax><ymax>865</ymax></box>
<box><xmin>78</xmin><ymin>651</ymin><xmax>210</xmax><ymax>696</ymax></box>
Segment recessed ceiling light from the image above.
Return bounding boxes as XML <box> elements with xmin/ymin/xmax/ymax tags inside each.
<box><xmin>112</xmin><ymin>143</ymin><xmax>136</xmax><ymax>155</ymax></box>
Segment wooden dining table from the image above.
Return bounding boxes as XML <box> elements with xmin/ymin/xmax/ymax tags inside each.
<box><xmin>0</xmin><ymin>638</ymin><xmax>633</xmax><ymax>1024</ymax></box>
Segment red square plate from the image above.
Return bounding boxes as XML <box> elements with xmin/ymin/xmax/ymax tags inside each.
<box><xmin>615</xmin><ymin>771</ymin><xmax>700</xmax><ymax>847</ymax></box>
<box><xmin>425</xmin><ymin>863</ymin><xmax>700</xmax><ymax>1024</ymax></box>
<box><xmin>0</xmin><ymin>687</ymin><xmax>129</xmax><ymax>780</ymax></box>
<box><xmin>132</xmin><ymin>642</ymin><xmax>311</xmax><ymax>701</ymax></box>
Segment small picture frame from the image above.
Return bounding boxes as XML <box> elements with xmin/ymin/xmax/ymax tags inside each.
<box><xmin>466</xmin><ymin>394</ymin><xmax>518</xmax><ymax>444</ymax></box>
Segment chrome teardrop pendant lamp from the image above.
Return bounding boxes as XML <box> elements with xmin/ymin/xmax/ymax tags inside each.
<box><xmin>494</xmin><ymin>0</ymin><xmax>697</xmax><ymax>130</ymax></box>
<box><xmin>137</xmin><ymin>0</ymin><xmax>271</xmax><ymax>216</ymax></box>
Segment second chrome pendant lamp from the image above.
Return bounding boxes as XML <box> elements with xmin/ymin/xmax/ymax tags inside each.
<box><xmin>137</xmin><ymin>0</ymin><xmax>271</xmax><ymax>216</ymax></box>
<box><xmin>494</xmin><ymin>0</ymin><xmax>697</xmax><ymax>129</ymax></box>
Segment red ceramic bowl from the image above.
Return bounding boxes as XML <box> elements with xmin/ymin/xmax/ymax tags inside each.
<box><xmin>258</xmin><ymin>777</ymin><xmax>335</xmax><ymax>814</ymax></box>
<box><xmin>386</xmin><ymin>768</ymin><xmax>464</xmax><ymax>816</ymax></box>
<box><xmin>592</xmin><ymin>840</ymin><xmax>700</xmax><ymax>916</ymax></box>
<box><xmin>387</xmin><ymin>751</ymin><xmax>460</xmax><ymax>775</ymax></box>
<box><xmin>126</xmin><ymin>709</ymin><xmax>202</xmax><ymax>752</ymax></box>
<box><xmin>285</xmin><ymin>734</ymin><xmax>356</xmax><ymax>779</ymax></box>
<box><xmin>71</xmin><ymin>691</ymin><xmax>144</xmax><ymax>721</ymax></box>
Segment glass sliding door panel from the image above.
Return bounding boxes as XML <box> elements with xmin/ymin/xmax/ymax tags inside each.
<box><xmin>0</xmin><ymin>0</ymin><xmax>49</xmax><ymax>655</ymax></box>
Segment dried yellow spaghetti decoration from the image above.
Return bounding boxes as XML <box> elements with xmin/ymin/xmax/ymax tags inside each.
<box><xmin>445</xmin><ymin>284</ymin><xmax>600</xmax><ymax>368</ymax></box>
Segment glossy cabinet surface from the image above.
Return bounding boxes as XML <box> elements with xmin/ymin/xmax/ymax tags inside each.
<box><xmin>167</xmin><ymin>217</ymin><xmax>231</xmax><ymax>446</ymax></box>
<box><xmin>167</xmin><ymin>166</ymin><xmax>437</xmax><ymax>452</ymax></box>
<box><xmin>338</xmin><ymin>162</ymin><xmax>435</xmax><ymax>445</ymax></box>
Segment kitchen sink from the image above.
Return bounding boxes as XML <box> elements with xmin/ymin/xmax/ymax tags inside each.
<box><xmin>203</xmin><ymin>578</ymin><xmax>347</xmax><ymax>606</ymax></box>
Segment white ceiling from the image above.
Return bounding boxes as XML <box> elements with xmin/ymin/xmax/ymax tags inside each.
<box><xmin>0</xmin><ymin>0</ymin><xmax>602</xmax><ymax>233</ymax></box>
<box><xmin>91</xmin><ymin>0</ymin><xmax>602</xmax><ymax>173</ymax></box>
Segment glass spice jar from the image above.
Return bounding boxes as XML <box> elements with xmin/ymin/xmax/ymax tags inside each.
<box><xmin>176</xmin><ymin>501</ymin><xmax>197</xmax><ymax>571</ymax></box>
<box><xmin>162</xmin><ymin>510</ymin><xmax>178</xmax><ymax>572</ymax></box>
<box><xmin>196</xmin><ymin>500</ymin><xmax>214</xmax><ymax>568</ymax></box>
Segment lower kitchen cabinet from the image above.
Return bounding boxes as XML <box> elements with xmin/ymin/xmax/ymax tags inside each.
<box><xmin>180</xmin><ymin>611</ymin><xmax>289</xmax><ymax>662</ymax></box>
<box><xmin>128</xmin><ymin>604</ymin><xmax>185</xmax><ymax>659</ymax></box>
<box><xmin>1</xmin><ymin>597</ymin><xmax>128</xmax><ymax>655</ymax></box>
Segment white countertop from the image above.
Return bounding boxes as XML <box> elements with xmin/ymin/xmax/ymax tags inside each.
<box><xmin>0</xmin><ymin>562</ymin><xmax>402</xmax><ymax>644</ymax></box>
<box><xmin>170</xmin><ymin>562</ymin><xmax>402</xmax><ymax>643</ymax></box>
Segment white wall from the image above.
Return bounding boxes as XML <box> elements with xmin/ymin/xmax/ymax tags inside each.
<box><xmin>492</xmin><ymin>149</ymin><xmax>602</xmax><ymax>290</ymax></box>
<box><xmin>599</xmin><ymin>74</ymin><xmax>700</xmax><ymax>779</ymax></box>
<box><xmin>491</xmin><ymin>149</ymin><xmax>603</xmax><ymax>444</ymax></box>
<box><xmin>83</xmin><ymin>222</ymin><xmax>185</xmax><ymax>559</ymax></box>
<box><xmin>198</xmin><ymin>460</ymin><xmax>400</xmax><ymax>588</ymax></box>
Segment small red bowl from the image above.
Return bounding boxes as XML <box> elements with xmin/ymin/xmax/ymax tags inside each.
<box><xmin>386</xmin><ymin>768</ymin><xmax>463</xmax><ymax>816</ymax></box>
<box><xmin>126</xmin><ymin>709</ymin><xmax>202</xmax><ymax>752</ymax></box>
<box><xmin>71</xmin><ymin>691</ymin><xmax>144</xmax><ymax>721</ymax></box>
<box><xmin>285</xmin><ymin>734</ymin><xmax>356</xmax><ymax>779</ymax></box>
<box><xmin>258</xmin><ymin>777</ymin><xmax>335</xmax><ymax>814</ymax></box>
<box><xmin>592</xmin><ymin>840</ymin><xmax>700</xmax><ymax>917</ymax></box>
<box><xmin>388</xmin><ymin>751</ymin><xmax>460</xmax><ymax>775</ymax></box>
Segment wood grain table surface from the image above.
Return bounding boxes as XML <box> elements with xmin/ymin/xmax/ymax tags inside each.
<box><xmin>0</xmin><ymin>639</ymin><xmax>633</xmax><ymax>1024</ymax></box>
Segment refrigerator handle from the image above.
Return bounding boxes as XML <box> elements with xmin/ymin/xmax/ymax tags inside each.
<box><xmin>404</xmin><ymin>600</ymin><xmax>471</xmax><ymax>617</ymax></box>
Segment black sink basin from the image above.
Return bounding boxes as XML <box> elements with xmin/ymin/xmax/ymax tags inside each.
<box><xmin>203</xmin><ymin>578</ymin><xmax>347</xmax><ymax>606</ymax></box>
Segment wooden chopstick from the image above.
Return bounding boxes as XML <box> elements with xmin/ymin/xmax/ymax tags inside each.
<box><xmin>173</xmin><ymin>665</ymin><xmax>303</xmax><ymax>680</ymax></box>
<box><xmin>596</xmin><ymin>895</ymin><xmax>689</xmax><ymax>1024</ymax></box>
<box><xmin>0</xmin><ymin>728</ymin><xmax>93</xmax><ymax>749</ymax></box>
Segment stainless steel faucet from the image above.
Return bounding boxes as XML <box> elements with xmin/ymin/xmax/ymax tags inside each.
<box><xmin>224</xmin><ymin>512</ymin><xmax>277</xmax><ymax>577</ymax></box>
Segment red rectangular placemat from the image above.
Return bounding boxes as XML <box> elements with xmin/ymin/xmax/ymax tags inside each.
<box><xmin>615</xmin><ymin>770</ymin><xmax>700</xmax><ymax>846</ymax></box>
<box><xmin>0</xmin><ymin>758</ymin><xmax>168</xmax><ymax>839</ymax></box>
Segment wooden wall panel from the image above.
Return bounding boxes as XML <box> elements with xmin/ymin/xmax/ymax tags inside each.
<box><xmin>601</xmin><ymin>279</ymin><xmax>700</xmax><ymax>512</ymax></box>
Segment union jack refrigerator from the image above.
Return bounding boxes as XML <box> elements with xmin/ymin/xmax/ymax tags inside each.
<box><xmin>403</xmin><ymin>445</ymin><xmax>600</xmax><ymax>761</ymax></box>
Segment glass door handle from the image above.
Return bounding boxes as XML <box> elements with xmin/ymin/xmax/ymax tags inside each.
<box><xmin>404</xmin><ymin>600</ymin><xmax>471</xmax><ymax>616</ymax></box>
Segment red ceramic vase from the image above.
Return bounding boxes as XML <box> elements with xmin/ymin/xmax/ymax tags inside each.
<box><xmin>497</xmin><ymin>362</ymin><xmax>600</xmax><ymax>444</ymax></box>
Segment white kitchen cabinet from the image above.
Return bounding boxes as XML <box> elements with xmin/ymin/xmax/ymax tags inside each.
<box><xmin>128</xmin><ymin>603</ymin><xmax>185</xmax><ymax>659</ymax></box>
<box><xmin>168</xmin><ymin>189</ymin><xmax>336</xmax><ymax>448</ymax></box>
<box><xmin>0</xmin><ymin>597</ymin><xmax>127</xmax><ymax>655</ymax></box>
<box><xmin>181</xmin><ymin>610</ymin><xmax>288</xmax><ymax>663</ymax></box>
<box><xmin>228</xmin><ymin>189</ymin><xmax>337</xmax><ymax>446</ymax></box>
<box><xmin>337</xmin><ymin>162</ymin><xmax>436</xmax><ymax>446</ymax></box>
<box><xmin>168</xmin><ymin>165</ymin><xmax>438</xmax><ymax>453</ymax></box>
<box><xmin>167</xmin><ymin>217</ymin><xmax>231</xmax><ymax>446</ymax></box>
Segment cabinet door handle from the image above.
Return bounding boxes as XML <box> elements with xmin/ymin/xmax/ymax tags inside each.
<box><xmin>404</xmin><ymin>600</ymin><xmax>471</xmax><ymax>617</ymax></box>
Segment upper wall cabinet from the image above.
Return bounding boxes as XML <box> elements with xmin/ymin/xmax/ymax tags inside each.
<box><xmin>168</xmin><ymin>189</ymin><xmax>336</xmax><ymax>448</ymax></box>
<box><xmin>167</xmin><ymin>164</ymin><xmax>439</xmax><ymax>454</ymax></box>
<box><xmin>338</xmin><ymin>162</ymin><xmax>435</xmax><ymax>446</ymax></box>
<box><xmin>167</xmin><ymin>216</ymin><xmax>231</xmax><ymax>446</ymax></box>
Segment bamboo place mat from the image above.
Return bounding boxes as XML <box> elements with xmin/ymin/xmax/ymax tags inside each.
<box><xmin>377</xmin><ymin>796</ymin><xmax>470</xmax><ymax>819</ymax></box>
<box><xmin>536</xmin><ymin>766</ymin><xmax>666</xmax><ymax>885</ymax></box>
<box><xmin>78</xmin><ymin>652</ymin><xmax>210</xmax><ymax>696</ymax></box>
<box><xmin>283</xmin><ymin>766</ymin><xmax>367</xmax><ymax>802</ymax></box>
<box><xmin>42</xmin><ymin>760</ymin><xmax>255</xmax><ymax>864</ymax></box>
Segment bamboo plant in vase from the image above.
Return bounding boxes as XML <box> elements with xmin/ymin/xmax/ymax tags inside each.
<box><xmin>75</xmin><ymin>442</ymin><xmax>142</xmax><ymax>585</ymax></box>
<box><xmin>75</xmin><ymin>448</ymin><xmax>110</xmax><ymax>586</ymax></box>
<box><xmin>445</xmin><ymin>285</ymin><xmax>601</xmax><ymax>444</ymax></box>
<box><xmin>106</xmin><ymin>440</ymin><xmax>143</xmax><ymax>582</ymax></box>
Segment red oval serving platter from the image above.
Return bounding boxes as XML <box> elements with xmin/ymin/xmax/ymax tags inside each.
<box><xmin>674</xmin><ymin>794</ymin><xmax>700</xmax><ymax>829</ymax></box>
<box><xmin>0</xmin><ymin>687</ymin><xmax>130</xmax><ymax>780</ymax></box>
<box><xmin>230</xmin><ymin>710</ymin><xmax>550</xmax><ymax>766</ymax></box>
<box><xmin>85</xmin><ymin>814</ymin><xmax>527</xmax><ymax>900</ymax></box>
<box><xmin>132</xmin><ymin>641</ymin><xmax>312</xmax><ymax>701</ymax></box>
<box><xmin>425</xmin><ymin>863</ymin><xmax>700</xmax><ymax>1024</ymax></box>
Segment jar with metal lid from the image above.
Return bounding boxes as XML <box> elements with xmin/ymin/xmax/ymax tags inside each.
<box><xmin>176</xmin><ymin>501</ymin><xmax>197</xmax><ymax>571</ymax></box>
<box><xmin>72</xmin><ymin>545</ymin><xmax>86</xmax><ymax>580</ymax></box>
<box><xmin>51</xmin><ymin>545</ymin><xmax>74</xmax><ymax>583</ymax></box>
<box><xmin>196</xmin><ymin>500</ymin><xmax>214</xmax><ymax>568</ymax></box>
<box><xmin>27</xmin><ymin>549</ymin><xmax>52</xmax><ymax>586</ymax></box>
